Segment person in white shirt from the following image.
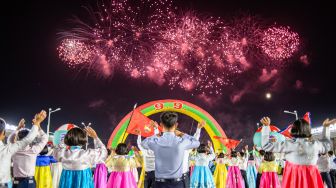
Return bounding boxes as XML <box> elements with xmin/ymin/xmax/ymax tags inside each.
<box><xmin>238</xmin><ymin>145</ymin><xmax>249</xmax><ymax>188</ymax></box>
<box><xmin>141</xmin><ymin>112</ymin><xmax>200</xmax><ymax>188</ymax></box>
<box><xmin>8</xmin><ymin>119</ymin><xmax>48</xmax><ymax>188</ymax></box>
<box><xmin>182</xmin><ymin>121</ymin><xmax>203</xmax><ymax>188</ymax></box>
<box><xmin>328</xmin><ymin>151</ymin><xmax>336</xmax><ymax>188</ymax></box>
<box><xmin>317</xmin><ymin>153</ymin><xmax>333</xmax><ymax>188</ymax></box>
<box><xmin>0</xmin><ymin>111</ymin><xmax>47</xmax><ymax>188</ymax></box>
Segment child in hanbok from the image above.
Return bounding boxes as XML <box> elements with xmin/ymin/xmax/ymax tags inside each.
<box><xmin>53</xmin><ymin>127</ymin><xmax>107</xmax><ymax>188</ymax></box>
<box><xmin>246</xmin><ymin>155</ymin><xmax>257</xmax><ymax>188</ymax></box>
<box><xmin>258</xmin><ymin>152</ymin><xmax>280</xmax><ymax>188</ymax></box>
<box><xmin>189</xmin><ymin>149</ymin><xmax>197</xmax><ymax>177</ymax></box>
<box><xmin>226</xmin><ymin>151</ymin><xmax>245</xmax><ymax>188</ymax></box>
<box><xmin>94</xmin><ymin>158</ymin><xmax>108</xmax><ymax>188</ymax></box>
<box><xmin>35</xmin><ymin>145</ymin><xmax>57</xmax><ymax>188</ymax></box>
<box><xmin>261</xmin><ymin>116</ymin><xmax>336</xmax><ymax>188</ymax></box>
<box><xmin>51</xmin><ymin>160</ymin><xmax>62</xmax><ymax>188</ymax></box>
<box><xmin>213</xmin><ymin>153</ymin><xmax>228</xmax><ymax>188</ymax></box>
<box><xmin>106</xmin><ymin>143</ymin><xmax>140</xmax><ymax>188</ymax></box>
<box><xmin>190</xmin><ymin>141</ymin><xmax>216</xmax><ymax>188</ymax></box>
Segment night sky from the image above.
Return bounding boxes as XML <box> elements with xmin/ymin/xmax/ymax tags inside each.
<box><xmin>1</xmin><ymin>0</ymin><xmax>335</xmax><ymax>147</ymax></box>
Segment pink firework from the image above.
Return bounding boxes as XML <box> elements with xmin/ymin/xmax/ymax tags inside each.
<box><xmin>151</xmin><ymin>12</ymin><xmax>240</xmax><ymax>95</ymax></box>
<box><xmin>58</xmin><ymin>0</ymin><xmax>176</xmax><ymax>76</ymax></box>
<box><xmin>227</xmin><ymin>15</ymin><xmax>264</xmax><ymax>47</ymax></box>
<box><xmin>57</xmin><ymin>39</ymin><xmax>95</xmax><ymax>66</ymax></box>
<box><xmin>218</xmin><ymin>31</ymin><xmax>248</xmax><ymax>68</ymax></box>
<box><xmin>260</xmin><ymin>26</ymin><xmax>300</xmax><ymax>61</ymax></box>
<box><xmin>57</xmin><ymin>2</ymin><xmax>304</xmax><ymax>97</ymax></box>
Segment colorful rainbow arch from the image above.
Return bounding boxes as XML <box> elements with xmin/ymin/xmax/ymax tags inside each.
<box><xmin>107</xmin><ymin>99</ymin><xmax>228</xmax><ymax>152</ymax></box>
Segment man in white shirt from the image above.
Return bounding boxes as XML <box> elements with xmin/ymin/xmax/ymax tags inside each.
<box><xmin>9</xmin><ymin>119</ymin><xmax>48</xmax><ymax>188</ymax></box>
<box><xmin>328</xmin><ymin>151</ymin><xmax>336</xmax><ymax>188</ymax></box>
<box><xmin>181</xmin><ymin>121</ymin><xmax>203</xmax><ymax>188</ymax></box>
<box><xmin>239</xmin><ymin>146</ymin><xmax>249</xmax><ymax>188</ymax></box>
<box><xmin>141</xmin><ymin>112</ymin><xmax>200</xmax><ymax>188</ymax></box>
<box><xmin>317</xmin><ymin>153</ymin><xmax>333</xmax><ymax>188</ymax></box>
<box><xmin>0</xmin><ymin>111</ymin><xmax>47</xmax><ymax>188</ymax></box>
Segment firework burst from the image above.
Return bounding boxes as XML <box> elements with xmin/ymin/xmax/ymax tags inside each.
<box><xmin>260</xmin><ymin>26</ymin><xmax>300</xmax><ymax>61</ymax></box>
<box><xmin>57</xmin><ymin>39</ymin><xmax>96</xmax><ymax>66</ymax></box>
<box><xmin>58</xmin><ymin>0</ymin><xmax>176</xmax><ymax>77</ymax></box>
<box><xmin>151</xmin><ymin>12</ymin><xmax>242</xmax><ymax>95</ymax></box>
<box><xmin>58</xmin><ymin>1</ymin><xmax>303</xmax><ymax>97</ymax></box>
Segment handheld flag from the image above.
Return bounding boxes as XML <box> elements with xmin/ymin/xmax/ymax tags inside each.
<box><xmin>303</xmin><ymin>112</ymin><xmax>311</xmax><ymax>124</ymax></box>
<box><xmin>213</xmin><ymin>136</ymin><xmax>241</xmax><ymax>149</ymax></box>
<box><xmin>279</xmin><ymin>124</ymin><xmax>293</xmax><ymax>138</ymax></box>
<box><xmin>126</xmin><ymin>109</ymin><xmax>162</xmax><ymax>137</ymax></box>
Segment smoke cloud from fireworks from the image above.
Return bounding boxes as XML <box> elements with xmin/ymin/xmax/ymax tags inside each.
<box><xmin>58</xmin><ymin>0</ymin><xmax>304</xmax><ymax>100</ymax></box>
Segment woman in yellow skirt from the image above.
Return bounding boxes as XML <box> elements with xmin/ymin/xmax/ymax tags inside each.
<box><xmin>213</xmin><ymin>153</ymin><xmax>228</xmax><ymax>188</ymax></box>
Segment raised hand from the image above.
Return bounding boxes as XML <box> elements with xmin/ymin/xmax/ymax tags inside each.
<box><xmin>33</xmin><ymin>110</ymin><xmax>47</xmax><ymax>126</ymax></box>
<box><xmin>150</xmin><ymin>120</ymin><xmax>159</xmax><ymax>129</ymax></box>
<box><xmin>131</xmin><ymin>146</ymin><xmax>139</xmax><ymax>152</ymax></box>
<box><xmin>85</xmin><ymin>127</ymin><xmax>98</xmax><ymax>139</ymax></box>
<box><xmin>207</xmin><ymin>140</ymin><xmax>213</xmax><ymax>148</ymax></box>
<box><xmin>174</xmin><ymin>130</ymin><xmax>184</xmax><ymax>137</ymax></box>
<box><xmin>323</xmin><ymin>118</ymin><xmax>336</xmax><ymax>127</ymax></box>
<box><xmin>260</xmin><ymin>117</ymin><xmax>271</xmax><ymax>126</ymax></box>
<box><xmin>17</xmin><ymin>118</ymin><xmax>25</xmax><ymax>130</ymax></box>
<box><xmin>197</xmin><ymin>120</ymin><xmax>206</xmax><ymax>129</ymax></box>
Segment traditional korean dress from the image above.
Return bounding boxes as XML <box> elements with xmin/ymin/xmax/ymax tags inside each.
<box><xmin>261</xmin><ymin>125</ymin><xmax>331</xmax><ymax>188</ymax></box>
<box><xmin>105</xmin><ymin>154</ymin><xmax>140</xmax><ymax>188</ymax></box>
<box><xmin>246</xmin><ymin>160</ymin><xmax>257</xmax><ymax>188</ymax></box>
<box><xmin>190</xmin><ymin>147</ymin><xmax>216</xmax><ymax>188</ymax></box>
<box><xmin>213</xmin><ymin>158</ymin><xmax>228</xmax><ymax>188</ymax></box>
<box><xmin>258</xmin><ymin>161</ymin><xmax>280</xmax><ymax>188</ymax></box>
<box><xmin>226</xmin><ymin>158</ymin><xmax>245</xmax><ymax>188</ymax></box>
<box><xmin>35</xmin><ymin>155</ymin><xmax>57</xmax><ymax>188</ymax></box>
<box><xmin>53</xmin><ymin>138</ymin><xmax>107</xmax><ymax>188</ymax></box>
<box><xmin>93</xmin><ymin>160</ymin><xmax>108</xmax><ymax>188</ymax></box>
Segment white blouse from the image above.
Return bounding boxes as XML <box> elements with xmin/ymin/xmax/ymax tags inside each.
<box><xmin>53</xmin><ymin>138</ymin><xmax>107</xmax><ymax>170</ymax></box>
<box><xmin>238</xmin><ymin>150</ymin><xmax>249</xmax><ymax>170</ymax></box>
<box><xmin>189</xmin><ymin>147</ymin><xmax>215</xmax><ymax>167</ymax></box>
<box><xmin>261</xmin><ymin>125</ymin><xmax>331</xmax><ymax>165</ymax></box>
<box><xmin>224</xmin><ymin>157</ymin><xmax>241</xmax><ymax>166</ymax></box>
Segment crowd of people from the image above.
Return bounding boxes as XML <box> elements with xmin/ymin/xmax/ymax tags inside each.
<box><xmin>0</xmin><ymin>110</ymin><xmax>336</xmax><ymax>188</ymax></box>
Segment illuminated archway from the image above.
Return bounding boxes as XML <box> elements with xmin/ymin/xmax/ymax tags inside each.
<box><xmin>108</xmin><ymin>99</ymin><xmax>227</xmax><ymax>151</ymax></box>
